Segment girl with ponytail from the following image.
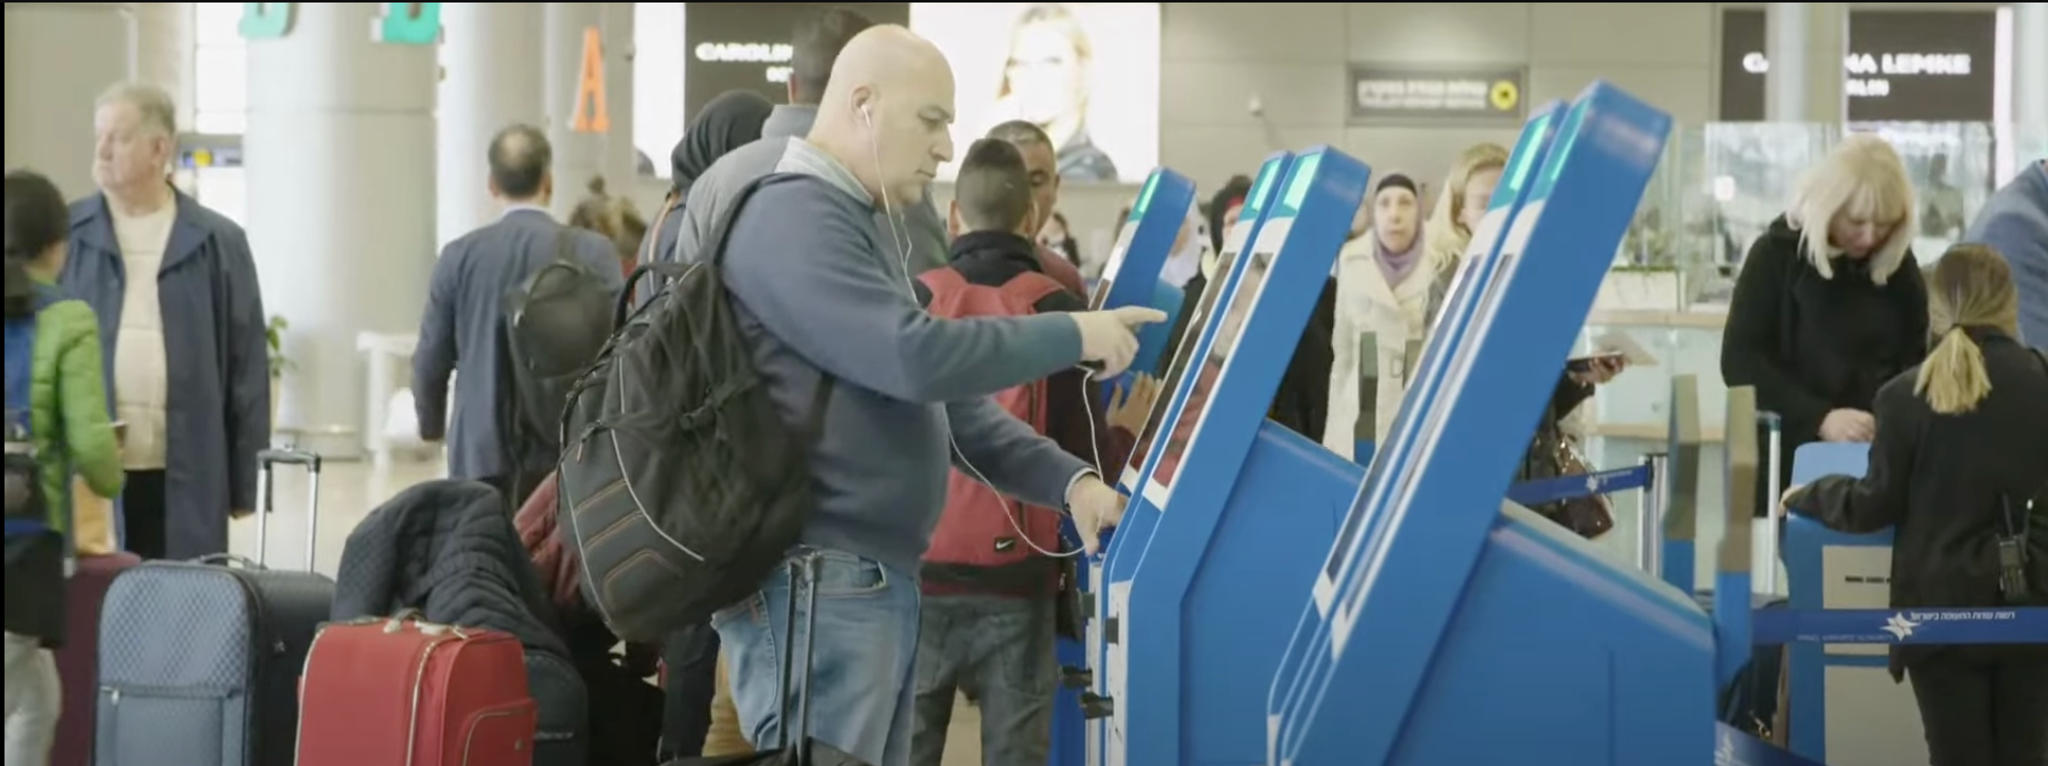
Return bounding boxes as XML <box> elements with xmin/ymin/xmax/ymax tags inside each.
<box><xmin>1783</xmin><ymin>243</ymin><xmax>2048</xmax><ymax>763</ymax></box>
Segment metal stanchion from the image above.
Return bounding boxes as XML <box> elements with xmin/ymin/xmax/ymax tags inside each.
<box><xmin>1639</xmin><ymin>452</ymin><xmax>1667</xmax><ymax>575</ymax></box>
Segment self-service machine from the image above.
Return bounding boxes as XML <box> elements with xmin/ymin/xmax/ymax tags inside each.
<box><xmin>1781</xmin><ymin>442</ymin><xmax>1928</xmax><ymax>766</ymax></box>
<box><xmin>1100</xmin><ymin>148</ymin><xmax>1371</xmax><ymax>766</ymax></box>
<box><xmin>1270</xmin><ymin>82</ymin><xmax>1710</xmax><ymax>765</ymax></box>
<box><xmin>1090</xmin><ymin>169</ymin><xmax>1198</xmax><ymax>377</ymax></box>
<box><xmin>1262</xmin><ymin>102</ymin><xmax>1565</xmax><ymax>763</ymax></box>
<box><xmin>1079</xmin><ymin>152</ymin><xmax>1296</xmax><ymax>766</ymax></box>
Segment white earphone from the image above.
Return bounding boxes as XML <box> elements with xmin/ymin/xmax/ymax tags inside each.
<box><xmin>861</xmin><ymin>103</ymin><xmax>873</xmax><ymax>125</ymax></box>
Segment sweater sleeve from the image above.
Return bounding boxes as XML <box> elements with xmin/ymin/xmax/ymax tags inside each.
<box><xmin>50</xmin><ymin>301</ymin><xmax>124</xmax><ymax>499</ymax></box>
<box><xmin>1785</xmin><ymin>380</ymin><xmax>1916</xmax><ymax>533</ymax></box>
<box><xmin>1722</xmin><ymin>235</ymin><xmax>1833</xmax><ymax>434</ymax></box>
<box><xmin>724</xmin><ymin>179</ymin><xmax>1083</xmax><ymax>403</ymax></box>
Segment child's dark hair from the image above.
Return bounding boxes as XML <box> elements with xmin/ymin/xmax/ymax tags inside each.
<box><xmin>954</xmin><ymin>139</ymin><xmax>1033</xmax><ymax>234</ymax></box>
<box><xmin>4</xmin><ymin>170</ymin><xmax>69</xmax><ymax>318</ymax></box>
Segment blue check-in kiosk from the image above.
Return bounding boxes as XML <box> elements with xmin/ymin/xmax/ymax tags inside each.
<box><xmin>1263</xmin><ymin>100</ymin><xmax>1565</xmax><ymax>763</ymax></box>
<box><xmin>1091</xmin><ymin>169</ymin><xmax>1197</xmax><ymax>377</ymax></box>
<box><xmin>1099</xmin><ymin>149</ymin><xmax>1369</xmax><ymax>766</ymax></box>
<box><xmin>1273</xmin><ymin>82</ymin><xmax>1709</xmax><ymax>765</ymax></box>
<box><xmin>1081</xmin><ymin>152</ymin><xmax>1295</xmax><ymax>766</ymax></box>
<box><xmin>1781</xmin><ymin>442</ymin><xmax>1929</xmax><ymax>766</ymax></box>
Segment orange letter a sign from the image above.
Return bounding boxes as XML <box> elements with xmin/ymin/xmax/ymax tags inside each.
<box><xmin>571</xmin><ymin>26</ymin><xmax>609</xmax><ymax>133</ymax></box>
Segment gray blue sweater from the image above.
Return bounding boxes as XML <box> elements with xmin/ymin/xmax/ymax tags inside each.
<box><xmin>677</xmin><ymin>137</ymin><xmax>1090</xmax><ymax>574</ymax></box>
<box><xmin>1964</xmin><ymin>161</ymin><xmax>2048</xmax><ymax>347</ymax></box>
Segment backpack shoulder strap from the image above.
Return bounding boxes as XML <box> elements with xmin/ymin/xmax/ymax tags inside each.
<box><xmin>999</xmin><ymin>271</ymin><xmax>1068</xmax><ymax>309</ymax></box>
<box><xmin>916</xmin><ymin>266</ymin><xmax>968</xmax><ymax>298</ymax></box>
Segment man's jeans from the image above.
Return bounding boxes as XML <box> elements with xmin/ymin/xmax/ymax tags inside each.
<box><xmin>711</xmin><ymin>547</ymin><xmax>921</xmax><ymax>765</ymax></box>
<box><xmin>910</xmin><ymin>594</ymin><xmax>1056</xmax><ymax>766</ymax></box>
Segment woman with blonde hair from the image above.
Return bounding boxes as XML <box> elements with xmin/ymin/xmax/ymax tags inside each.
<box><xmin>1423</xmin><ymin>141</ymin><xmax>1511</xmax><ymax>267</ymax></box>
<box><xmin>1783</xmin><ymin>243</ymin><xmax>2048</xmax><ymax>765</ymax></box>
<box><xmin>1722</xmin><ymin>133</ymin><xmax>1929</xmax><ymax>516</ymax></box>
<box><xmin>996</xmin><ymin>3</ymin><xmax>1116</xmax><ymax>182</ymax></box>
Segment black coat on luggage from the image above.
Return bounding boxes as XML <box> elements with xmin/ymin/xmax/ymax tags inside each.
<box><xmin>94</xmin><ymin>558</ymin><xmax>333</xmax><ymax>766</ymax></box>
<box><xmin>331</xmin><ymin>479</ymin><xmax>590</xmax><ymax>766</ymax></box>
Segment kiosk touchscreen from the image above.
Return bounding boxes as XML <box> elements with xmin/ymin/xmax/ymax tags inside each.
<box><xmin>1263</xmin><ymin>103</ymin><xmax>1566</xmax><ymax>760</ymax></box>
<box><xmin>1102</xmin><ymin>149</ymin><xmax>1369</xmax><ymax>766</ymax></box>
<box><xmin>1091</xmin><ymin>169</ymin><xmax>1197</xmax><ymax>377</ymax></box>
<box><xmin>1277</xmin><ymin>82</ymin><xmax>1708</xmax><ymax>765</ymax></box>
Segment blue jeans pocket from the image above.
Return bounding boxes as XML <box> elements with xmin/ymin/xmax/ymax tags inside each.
<box><xmin>807</xmin><ymin>549</ymin><xmax>889</xmax><ymax>597</ymax></box>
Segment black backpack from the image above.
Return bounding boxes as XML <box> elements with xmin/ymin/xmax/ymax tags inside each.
<box><xmin>557</xmin><ymin>182</ymin><xmax>833</xmax><ymax>643</ymax></box>
<box><xmin>502</xmin><ymin>229</ymin><xmax>617</xmax><ymax>464</ymax></box>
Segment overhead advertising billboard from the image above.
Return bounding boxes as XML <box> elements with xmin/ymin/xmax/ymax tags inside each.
<box><xmin>1719</xmin><ymin>8</ymin><xmax>1997</xmax><ymax>122</ymax></box>
<box><xmin>912</xmin><ymin>2</ymin><xmax>1160</xmax><ymax>184</ymax></box>
<box><xmin>682</xmin><ymin>3</ymin><xmax>910</xmax><ymax>121</ymax></box>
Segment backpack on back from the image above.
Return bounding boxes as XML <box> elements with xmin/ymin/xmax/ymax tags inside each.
<box><xmin>556</xmin><ymin>180</ymin><xmax>833</xmax><ymax>643</ymax></box>
<box><xmin>503</xmin><ymin>228</ymin><xmax>617</xmax><ymax>458</ymax></box>
<box><xmin>4</xmin><ymin>292</ymin><xmax>52</xmax><ymax>542</ymax></box>
<box><xmin>918</xmin><ymin>267</ymin><xmax>1071</xmax><ymax>576</ymax></box>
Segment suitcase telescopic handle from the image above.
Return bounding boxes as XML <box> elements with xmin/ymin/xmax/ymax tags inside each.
<box><xmin>253</xmin><ymin>448</ymin><xmax>323</xmax><ymax>571</ymax></box>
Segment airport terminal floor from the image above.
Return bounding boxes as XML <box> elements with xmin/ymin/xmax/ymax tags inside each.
<box><xmin>5</xmin><ymin>3</ymin><xmax>2048</xmax><ymax>766</ymax></box>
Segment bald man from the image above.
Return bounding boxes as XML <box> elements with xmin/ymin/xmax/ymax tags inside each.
<box><xmin>413</xmin><ymin>124</ymin><xmax>623</xmax><ymax>501</ymax></box>
<box><xmin>668</xmin><ymin>26</ymin><xmax>1159</xmax><ymax>765</ymax></box>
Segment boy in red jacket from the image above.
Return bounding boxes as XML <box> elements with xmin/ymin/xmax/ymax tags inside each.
<box><xmin>908</xmin><ymin>139</ymin><xmax>1147</xmax><ymax>766</ymax></box>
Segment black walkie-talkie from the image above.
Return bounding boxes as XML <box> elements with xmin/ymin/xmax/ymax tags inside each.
<box><xmin>1998</xmin><ymin>493</ymin><xmax>2032</xmax><ymax>604</ymax></box>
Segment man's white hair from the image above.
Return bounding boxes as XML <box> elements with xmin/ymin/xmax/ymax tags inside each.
<box><xmin>95</xmin><ymin>81</ymin><xmax>177</xmax><ymax>138</ymax></box>
<box><xmin>1785</xmin><ymin>132</ymin><xmax>1917</xmax><ymax>285</ymax></box>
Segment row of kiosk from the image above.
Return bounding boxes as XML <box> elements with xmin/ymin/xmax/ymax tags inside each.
<box><xmin>1039</xmin><ymin>78</ymin><xmax>2042</xmax><ymax>766</ymax></box>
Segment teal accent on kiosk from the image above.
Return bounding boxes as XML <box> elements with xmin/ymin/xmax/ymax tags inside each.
<box><xmin>1100</xmin><ymin>149</ymin><xmax>1369</xmax><ymax>766</ymax></box>
<box><xmin>1082</xmin><ymin>153</ymin><xmax>1292</xmax><ymax>766</ymax></box>
<box><xmin>1273</xmin><ymin>82</ymin><xmax>1703</xmax><ymax>765</ymax></box>
<box><xmin>1090</xmin><ymin>169</ymin><xmax>1196</xmax><ymax>378</ymax></box>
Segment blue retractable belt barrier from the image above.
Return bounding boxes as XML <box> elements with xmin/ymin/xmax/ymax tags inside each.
<box><xmin>1751</xmin><ymin>606</ymin><xmax>2048</xmax><ymax>645</ymax></box>
<box><xmin>1504</xmin><ymin>465</ymin><xmax>1652</xmax><ymax>507</ymax></box>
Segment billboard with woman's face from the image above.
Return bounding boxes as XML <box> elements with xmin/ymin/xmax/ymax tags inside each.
<box><xmin>912</xmin><ymin>3</ymin><xmax>1160</xmax><ymax>184</ymax></box>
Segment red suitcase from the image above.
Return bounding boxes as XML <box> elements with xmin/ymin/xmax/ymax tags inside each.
<box><xmin>51</xmin><ymin>551</ymin><xmax>140</xmax><ymax>766</ymax></box>
<box><xmin>294</xmin><ymin>612</ymin><xmax>538</xmax><ymax>766</ymax></box>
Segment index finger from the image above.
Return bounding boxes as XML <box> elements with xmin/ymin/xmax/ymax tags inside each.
<box><xmin>1113</xmin><ymin>307</ymin><xmax>1170</xmax><ymax>326</ymax></box>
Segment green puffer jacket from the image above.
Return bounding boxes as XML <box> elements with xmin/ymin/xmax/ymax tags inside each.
<box><xmin>23</xmin><ymin>277</ymin><xmax>124</xmax><ymax>538</ymax></box>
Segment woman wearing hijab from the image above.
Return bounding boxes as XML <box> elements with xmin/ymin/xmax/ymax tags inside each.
<box><xmin>1324</xmin><ymin>173</ymin><xmax>1441</xmax><ymax>456</ymax></box>
<box><xmin>638</xmin><ymin>89</ymin><xmax>775</xmax><ymax>270</ymax></box>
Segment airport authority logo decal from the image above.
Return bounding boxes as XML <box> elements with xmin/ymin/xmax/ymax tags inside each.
<box><xmin>1882</xmin><ymin>612</ymin><xmax>1922</xmax><ymax>641</ymax></box>
<box><xmin>1490</xmin><ymin>80</ymin><xmax>1520</xmax><ymax>112</ymax></box>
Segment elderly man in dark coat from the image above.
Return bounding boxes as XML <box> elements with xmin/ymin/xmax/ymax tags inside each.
<box><xmin>62</xmin><ymin>82</ymin><xmax>268</xmax><ymax>560</ymax></box>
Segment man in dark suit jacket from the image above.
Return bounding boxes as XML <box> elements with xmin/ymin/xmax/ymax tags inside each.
<box><xmin>412</xmin><ymin>124</ymin><xmax>624</xmax><ymax>500</ymax></box>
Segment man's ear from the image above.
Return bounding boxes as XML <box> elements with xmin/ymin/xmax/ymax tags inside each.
<box><xmin>947</xmin><ymin>200</ymin><xmax>963</xmax><ymax>240</ymax></box>
<box><xmin>1020</xmin><ymin>199</ymin><xmax>1040</xmax><ymax>238</ymax></box>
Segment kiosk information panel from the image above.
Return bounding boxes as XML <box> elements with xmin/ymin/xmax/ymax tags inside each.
<box><xmin>1090</xmin><ymin>169</ymin><xmax>1196</xmax><ymax>377</ymax></box>
<box><xmin>1262</xmin><ymin>108</ymin><xmax>1566</xmax><ymax>759</ymax></box>
<box><xmin>1282</xmin><ymin>83</ymin><xmax>1699</xmax><ymax>765</ymax></box>
<box><xmin>1106</xmin><ymin>149</ymin><xmax>1368</xmax><ymax>766</ymax></box>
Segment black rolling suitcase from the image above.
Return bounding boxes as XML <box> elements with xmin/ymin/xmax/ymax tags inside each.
<box><xmin>93</xmin><ymin>449</ymin><xmax>335</xmax><ymax>766</ymax></box>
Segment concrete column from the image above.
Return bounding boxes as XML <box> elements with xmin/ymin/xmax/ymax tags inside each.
<box><xmin>244</xmin><ymin>2</ymin><xmax>436</xmax><ymax>456</ymax></box>
<box><xmin>1764</xmin><ymin>2</ymin><xmax>1847</xmax><ymax>123</ymax></box>
<box><xmin>2015</xmin><ymin>2</ymin><xmax>2048</xmax><ymax>131</ymax></box>
<box><xmin>543</xmin><ymin>2</ymin><xmax>634</xmax><ymax>218</ymax></box>
<box><xmin>134</xmin><ymin>1</ymin><xmax>194</xmax><ymax>133</ymax></box>
<box><xmin>2</xmin><ymin>3</ymin><xmax>136</xmax><ymax>200</ymax></box>
<box><xmin>438</xmin><ymin>2</ymin><xmax>545</xmax><ymax>249</ymax></box>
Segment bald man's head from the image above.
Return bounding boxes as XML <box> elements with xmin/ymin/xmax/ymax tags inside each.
<box><xmin>808</xmin><ymin>25</ymin><xmax>956</xmax><ymax>208</ymax></box>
